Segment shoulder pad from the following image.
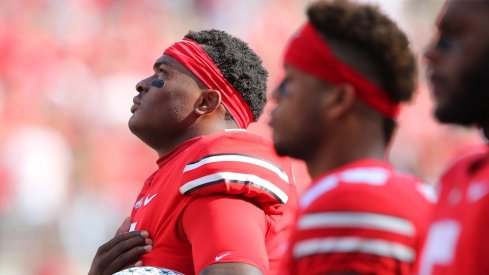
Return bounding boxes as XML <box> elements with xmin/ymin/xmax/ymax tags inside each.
<box><xmin>180</xmin><ymin>151</ymin><xmax>291</xmax><ymax>207</ymax></box>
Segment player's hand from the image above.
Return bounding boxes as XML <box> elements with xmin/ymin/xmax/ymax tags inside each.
<box><xmin>88</xmin><ymin>217</ymin><xmax>153</xmax><ymax>275</ymax></box>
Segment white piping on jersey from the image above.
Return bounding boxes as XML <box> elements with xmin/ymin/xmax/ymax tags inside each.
<box><xmin>183</xmin><ymin>154</ymin><xmax>289</xmax><ymax>183</ymax></box>
<box><xmin>179</xmin><ymin>172</ymin><xmax>288</xmax><ymax>203</ymax></box>
<box><xmin>293</xmin><ymin>237</ymin><xmax>415</xmax><ymax>263</ymax></box>
<box><xmin>298</xmin><ymin>212</ymin><xmax>415</xmax><ymax>237</ymax></box>
<box><xmin>300</xmin><ymin>167</ymin><xmax>390</xmax><ymax>208</ymax></box>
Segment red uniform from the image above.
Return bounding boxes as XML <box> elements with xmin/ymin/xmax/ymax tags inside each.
<box><xmin>418</xmin><ymin>149</ymin><xmax>489</xmax><ymax>275</ymax></box>
<box><xmin>130</xmin><ymin>130</ymin><xmax>298</xmax><ymax>275</ymax></box>
<box><xmin>282</xmin><ymin>159</ymin><xmax>434</xmax><ymax>275</ymax></box>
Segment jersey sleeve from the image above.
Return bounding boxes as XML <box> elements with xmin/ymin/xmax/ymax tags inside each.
<box><xmin>179</xmin><ymin>133</ymin><xmax>292</xmax><ymax>210</ymax></box>
<box><xmin>182</xmin><ymin>195</ymin><xmax>269</xmax><ymax>274</ymax></box>
<box><xmin>291</xmin><ymin>185</ymin><xmax>420</xmax><ymax>274</ymax></box>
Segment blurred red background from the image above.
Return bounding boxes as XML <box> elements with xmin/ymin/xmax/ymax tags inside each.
<box><xmin>0</xmin><ymin>1</ymin><xmax>482</xmax><ymax>274</ymax></box>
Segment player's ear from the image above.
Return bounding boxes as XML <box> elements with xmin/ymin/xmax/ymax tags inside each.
<box><xmin>194</xmin><ymin>89</ymin><xmax>222</xmax><ymax>115</ymax></box>
<box><xmin>321</xmin><ymin>83</ymin><xmax>356</xmax><ymax>119</ymax></box>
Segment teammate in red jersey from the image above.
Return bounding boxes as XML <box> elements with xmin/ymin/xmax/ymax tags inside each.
<box><xmin>269</xmin><ymin>1</ymin><xmax>434</xmax><ymax>274</ymax></box>
<box><xmin>417</xmin><ymin>1</ymin><xmax>489</xmax><ymax>274</ymax></box>
<box><xmin>88</xmin><ymin>30</ymin><xmax>298</xmax><ymax>275</ymax></box>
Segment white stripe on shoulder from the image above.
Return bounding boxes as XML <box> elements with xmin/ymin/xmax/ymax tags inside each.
<box><xmin>300</xmin><ymin>167</ymin><xmax>390</xmax><ymax>209</ymax></box>
<box><xmin>300</xmin><ymin>175</ymin><xmax>338</xmax><ymax>209</ymax></box>
<box><xmin>179</xmin><ymin>172</ymin><xmax>288</xmax><ymax>203</ymax></box>
<box><xmin>294</xmin><ymin>237</ymin><xmax>415</xmax><ymax>263</ymax></box>
<box><xmin>416</xmin><ymin>183</ymin><xmax>437</xmax><ymax>203</ymax></box>
<box><xmin>224</xmin><ymin>129</ymin><xmax>246</xmax><ymax>132</ymax></box>
<box><xmin>298</xmin><ymin>212</ymin><xmax>415</xmax><ymax>237</ymax></box>
<box><xmin>184</xmin><ymin>154</ymin><xmax>289</xmax><ymax>183</ymax></box>
<box><xmin>340</xmin><ymin>167</ymin><xmax>390</xmax><ymax>185</ymax></box>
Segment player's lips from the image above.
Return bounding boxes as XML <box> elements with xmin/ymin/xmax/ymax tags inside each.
<box><xmin>130</xmin><ymin>104</ymin><xmax>140</xmax><ymax>113</ymax></box>
<box><xmin>131</xmin><ymin>96</ymin><xmax>142</xmax><ymax>113</ymax></box>
<box><xmin>429</xmin><ymin>73</ymin><xmax>446</xmax><ymax>99</ymax></box>
<box><xmin>268</xmin><ymin>110</ymin><xmax>277</xmax><ymax>128</ymax></box>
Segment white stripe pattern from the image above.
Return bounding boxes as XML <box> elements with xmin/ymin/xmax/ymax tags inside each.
<box><xmin>416</xmin><ymin>184</ymin><xmax>437</xmax><ymax>203</ymax></box>
<box><xmin>224</xmin><ymin>129</ymin><xmax>246</xmax><ymax>132</ymax></box>
<box><xmin>300</xmin><ymin>175</ymin><xmax>338</xmax><ymax>208</ymax></box>
<box><xmin>300</xmin><ymin>167</ymin><xmax>390</xmax><ymax>209</ymax></box>
<box><xmin>183</xmin><ymin>154</ymin><xmax>289</xmax><ymax>183</ymax></box>
<box><xmin>179</xmin><ymin>172</ymin><xmax>288</xmax><ymax>203</ymax></box>
<box><xmin>298</xmin><ymin>212</ymin><xmax>415</xmax><ymax>237</ymax></box>
<box><xmin>340</xmin><ymin>168</ymin><xmax>389</xmax><ymax>185</ymax></box>
<box><xmin>294</xmin><ymin>237</ymin><xmax>415</xmax><ymax>263</ymax></box>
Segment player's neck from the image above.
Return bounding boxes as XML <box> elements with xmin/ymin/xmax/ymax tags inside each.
<box><xmin>306</xmin><ymin>122</ymin><xmax>386</xmax><ymax>179</ymax></box>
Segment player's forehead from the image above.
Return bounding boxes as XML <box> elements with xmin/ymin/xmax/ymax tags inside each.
<box><xmin>154</xmin><ymin>54</ymin><xmax>207</xmax><ymax>88</ymax></box>
<box><xmin>153</xmin><ymin>55</ymin><xmax>179</xmax><ymax>70</ymax></box>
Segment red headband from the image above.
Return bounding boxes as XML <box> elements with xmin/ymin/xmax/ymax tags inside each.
<box><xmin>163</xmin><ymin>38</ymin><xmax>253</xmax><ymax>128</ymax></box>
<box><xmin>284</xmin><ymin>23</ymin><xmax>400</xmax><ymax>118</ymax></box>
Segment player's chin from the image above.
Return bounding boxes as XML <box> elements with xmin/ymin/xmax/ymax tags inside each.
<box><xmin>269</xmin><ymin>125</ymin><xmax>283</xmax><ymax>151</ymax></box>
<box><xmin>128</xmin><ymin>116</ymin><xmax>137</xmax><ymax>130</ymax></box>
<box><xmin>128</xmin><ymin>117</ymin><xmax>145</xmax><ymax>135</ymax></box>
<box><xmin>433</xmin><ymin>104</ymin><xmax>475</xmax><ymax>126</ymax></box>
<box><xmin>272</xmin><ymin>138</ymin><xmax>290</xmax><ymax>157</ymax></box>
<box><xmin>273</xmin><ymin>145</ymin><xmax>289</xmax><ymax>157</ymax></box>
<box><xmin>269</xmin><ymin>129</ymin><xmax>280</xmax><ymax>147</ymax></box>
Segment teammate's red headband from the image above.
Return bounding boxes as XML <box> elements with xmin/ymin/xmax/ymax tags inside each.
<box><xmin>163</xmin><ymin>38</ymin><xmax>253</xmax><ymax>128</ymax></box>
<box><xmin>284</xmin><ymin>23</ymin><xmax>400</xmax><ymax>118</ymax></box>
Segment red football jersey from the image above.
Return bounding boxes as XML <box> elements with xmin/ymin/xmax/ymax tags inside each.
<box><xmin>129</xmin><ymin>130</ymin><xmax>298</xmax><ymax>275</ymax></box>
<box><xmin>418</xmin><ymin>149</ymin><xmax>489</xmax><ymax>275</ymax></box>
<box><xmin>281</xmin><ymin>159</ymin><xmax>434</xmax><ymax>275</ymax></box>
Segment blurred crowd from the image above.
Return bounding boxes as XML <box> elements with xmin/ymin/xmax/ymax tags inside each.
<box><xmin>0</xmin><ymin>0</ymin><xmax>483</xmax><ymax>274</ymax></box>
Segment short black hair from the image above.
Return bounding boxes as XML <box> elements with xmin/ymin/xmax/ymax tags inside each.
<box><xmin>185</xmin><ymin>30</ymin><xmax>268</xmax><ymax>122</ymax></box>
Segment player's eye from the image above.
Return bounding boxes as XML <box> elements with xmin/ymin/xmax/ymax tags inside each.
<box><xmin>277</xmin><ymin>78</ymin><xmax>290</xmax><ymax>97</ymax></box>
<box><xmin>151</xmin><ymin>79</ymin><xmax>165</xmax><ymax>88</ymax></box>
<box><xmin>435</xmin><ymin>34</ymin><xmax>459</xmax><ymax>52</ymax></box>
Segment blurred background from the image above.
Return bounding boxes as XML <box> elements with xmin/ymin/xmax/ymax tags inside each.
<box><xmin>0</xmin><ymin>0</ymin><xmax>483</xmax><ymax>274</ymax></box>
